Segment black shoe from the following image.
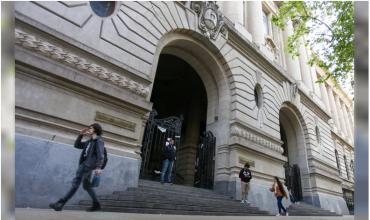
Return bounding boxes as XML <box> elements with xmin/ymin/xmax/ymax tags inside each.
<box><xmin>86</xmin><ymin>202</ymin><xmax>101</xmax><ymax>212</ymax></box>
<box><xmin>49</xmin><ymin>200</ymin><xmax>65</xmax><ymax>211</ymax></box>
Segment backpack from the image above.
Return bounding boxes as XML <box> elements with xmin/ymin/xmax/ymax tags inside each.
<box><xmin>101</xmin><ymin>147</ymin><xmax>108</xmax><ymax>170</ymax></box>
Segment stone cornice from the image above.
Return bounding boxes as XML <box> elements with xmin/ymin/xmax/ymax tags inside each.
<box><xmin>332</xmin><ymin>131</ymin><xmax>354</xmax><ymax>149</ymax></box>
<box><xmin>299</xmin><ymin>90</ymin><xmax>331</xmax><ymax>121</ymax></box>
<box><xmin>230</xmin><ymin>123</ymin><xmax>284</xmax><ymax>154</ymax></box>
<box><xmin>15</xmin><ymin>29</ymin><xmax>150</xmax><ymax>98</ymax></box>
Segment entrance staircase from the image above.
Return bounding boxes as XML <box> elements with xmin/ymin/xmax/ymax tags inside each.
<box><xmin>66</xmin><ymin>180</ymin><xmax>341</xmax><ymax>216</ymax></box>
<box><xmin>66</xmin><ymin>179</ymin><xmax>270</xmax><ymax>216</ymax></box>
<box><xmin>286</xmin><ymin>202</ymin><xmax>341</xmax><ymax>216</ymax></box>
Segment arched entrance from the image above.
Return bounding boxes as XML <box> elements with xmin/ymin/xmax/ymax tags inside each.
<box><xmin>140</xmin><ymin>32</ymin><xmax>231</xmax><ymax>190</ymax></box>
<box><xmin>279</xmin><ymin>102</ymin><xmax>311</xmax><ymax>202</ymax></box>
<box><xmin>143</xmin><ymin>53</ymin><xmax>209</xmax><ymax>187</ymax></box>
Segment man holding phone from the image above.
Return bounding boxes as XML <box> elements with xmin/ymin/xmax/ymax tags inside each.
<box><xmin>49</xmin><ymin>123</ymin><xmax>105</xmax><ymax>212</ymax></box>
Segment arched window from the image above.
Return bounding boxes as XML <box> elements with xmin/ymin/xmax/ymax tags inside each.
<box><xmin>315</xmin><ymin>126</ymin><xmax>321</xmax><ymax>145</ymax></box>
<box><xmin>344</xmin><ymin>155</ymin><xmax>349</xmax><ymax>180</ymax></box>
<box><xmin>350</xmin><ymin>160</ymin><xmax>354</xmax><ymax>177</ymax></box>
<box><xmin>335</xmin><ymin>149</ymin><xmax>341</xmax><ymax>175</ymax></box>
<box><xmin>254</xmin><ymin>84</ymin><xmax>263</xmax><ymax>109</ymax></box>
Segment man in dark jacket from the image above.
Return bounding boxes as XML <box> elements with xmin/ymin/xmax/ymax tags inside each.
<box><xmin>239</xmin><ymin>162</ymin><xmax>252</xmax><ymax>204</ymax></box>
<box><xmin>49</xmin><ymin>123</ymin><xmax>105</xmax><ymax>212</ymax></box>
<box><xmin>160</xmin><ymin>138</ymin><xmax>176</xmax><ymax>184</ymax></box>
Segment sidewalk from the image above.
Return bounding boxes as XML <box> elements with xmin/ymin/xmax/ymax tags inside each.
<box><xmin>16</xmin><ymin>208</ymin><xmax>354</xmax><ymax>220</ymax></box>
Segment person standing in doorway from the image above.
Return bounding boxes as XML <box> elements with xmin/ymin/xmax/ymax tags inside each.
<box><xmin>270</xmin><ymin>176</ymin><xmax>288</xmax><ymax>216</ymax></box>
<box><xmin>160</xmin><ymin>137</ymin><xmax>176</xmax><ymax>184</ymax></box>
<box><xmin>239</xmin><ymin>162</ymin><xmax>252</xmax><ymax>204</ymax></box>
<box><xmin>49</xmin><ymin>123</ymin><xmax>105</xmax><ymax>212</ymax></box>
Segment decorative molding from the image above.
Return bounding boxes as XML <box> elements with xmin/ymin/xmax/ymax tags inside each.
<box><xmin>230</xmin><ymin>124</ymin><xmax>284</xmax><ymax>154</ymax></box>
<box><xmin>95</xmin><ymin>111</ymin><xmax>136</xmax><ymax>132</ymax></box>
<box><xmin>190</xmin><ymin>1</ymin><xmax>228</xmax><ymax>40</ymax></box>
<box><xmin>238</xmin><ymin>157</ymin><xmax>255</xmax><ymax>168</ymax></box>
<box><xmin>15</xmin><ymin>29</ymin><xmax>150</xmax><ymax>98</ymax></box>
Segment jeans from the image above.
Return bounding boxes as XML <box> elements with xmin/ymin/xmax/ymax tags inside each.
<box><xmin>61</xmin><ymin>164</ymin><xmax>99</xmax><ymax>204</ymax></box>
<box><xmin>160</xmin><ymin>159</ymin><xmax>174</xmax><ymax>183</ymax></box>
<box><xmin>277</xmin><ymin>196</ymin><xmax>286</xmax><ymax>214</ymax></box>
<box><xmin>241</xmin><ymin>181</ymin><xmax>250</xmax><ymax>200</ymax></box>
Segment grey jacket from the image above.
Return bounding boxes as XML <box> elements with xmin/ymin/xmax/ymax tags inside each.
<box><xmin>74</xmin><ymin>134</ymin><xmax>105</xmax><ymax>169</ymax></box>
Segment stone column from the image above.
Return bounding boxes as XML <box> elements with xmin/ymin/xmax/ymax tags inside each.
<box><xmin>246</xmin><ymin>1</ymin><xmax>264</xmax><ymax>46</ymax></box>
<box><xmin>319</xmin><ymin>82</ymin><xmax>331</xmax><ymax>113</ymax></box>
<box><xmin>219</xmin><ymin>1</ymin><xmax>244</xmax><ymax>25</ymax></box>
<box><xmin>327</xmin><ymin>85</ymin><xmax>341</xmax><ymax>131</ymax></box>
<box><xmin>345</xmin><ymin>106</ymin><xmax>355</xmax><ymax>141</ymax></box>
<box><xmin>310</xmin><ymin>67</ymin><xmax>321</xmax><ymax>97</ymax></box>
<box><xmin>342</xmin><ymin>103</ymin><xmax>353</xmax><ymax>141</ymax></box>
<box><xmin>298</xmin><ymin>40</ymin><xmax>314</xmax><ymax>91</ymax></box>
<box><xmin>334</xmin><ymin>94</ymin><xmax>348</xmax><ymax>138</ymax></box>
<box><xmin>282</xmin><ymin>20</ymin><xmax>302</xmax><ymax>81</ymax></box>
<box><xmin>177</xmin><ymin>95</ymin><xmax>201</xmax><ymax>186</ymax></box>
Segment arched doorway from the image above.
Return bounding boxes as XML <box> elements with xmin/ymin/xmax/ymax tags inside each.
<box><xmin>140</xmin><ymin>32</ymin><xmax>231</xmax><ymax>191</ymax></box>
<box><xmin>279</xmin><ymin>103</ymin><xmax>311</xmax><ymax>202</ymax></box>
<box><xmin>141</xmin><ymin>53</ymin><xmax>215</xmax><ymax>188</ymax></box>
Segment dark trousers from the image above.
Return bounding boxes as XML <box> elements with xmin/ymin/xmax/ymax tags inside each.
<box><xmin>160</xmin><ymin>159</ymin><xmax>174</xmax><ymax>183</ymax></box>
<box><xmin>277</xmin><ymin>196</ymin><xmax>286</xmax><ymax>214</ymax></box>
<box><xmin>61</xmin><ymin>164</ymin><xmax>99</xmax><ymax>204</ymax></box>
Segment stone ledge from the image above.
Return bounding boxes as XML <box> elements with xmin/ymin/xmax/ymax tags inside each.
<box><xmin>229</xmin><ymin>123</ymin><xmax>284</xmax><ymax>154</ymax></box>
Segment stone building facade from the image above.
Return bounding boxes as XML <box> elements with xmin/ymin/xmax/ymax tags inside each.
<box><xmin>14</xmin><ymin>1</ymin><xmax>354</xmax><ymax>214</ymax></box>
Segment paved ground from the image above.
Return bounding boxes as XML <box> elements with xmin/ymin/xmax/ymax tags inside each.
<box><xmin>16</xmin><ymin>208</ymin><xmax>354</xmax><ymax>220</ymax></box>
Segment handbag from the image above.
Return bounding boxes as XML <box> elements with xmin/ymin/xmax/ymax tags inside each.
<box><xmin>90</xmin><ymin>173</ymin><xmax>101</xmax><ymax>187</ymax></box>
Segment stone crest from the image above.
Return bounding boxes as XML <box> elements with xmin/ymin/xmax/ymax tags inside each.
<box><xmin>190</xmin><ymin>1</ymin><xmax>227</xmax><ymax>40</ymax></box>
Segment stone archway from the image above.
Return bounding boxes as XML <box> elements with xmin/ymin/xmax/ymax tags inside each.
<box><xmin>143</xmin><ymin>31</ymin><xmax>232</xmax><ymax>189</ymax></box>
<box><xmin>279</xmin><ymin>102</ymin><xmax>312</xmax><ymax>203</ymax></box>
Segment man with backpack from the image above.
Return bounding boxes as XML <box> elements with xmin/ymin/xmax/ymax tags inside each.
<box><xmin>239</xmin><ymin>162</ymin><xmax>252</xmax><ymax>204</ymax></box>
<box><xmin>49</xmin><ymin>123</ymin><xmax>107</xmax><ymax>212</ymax></box>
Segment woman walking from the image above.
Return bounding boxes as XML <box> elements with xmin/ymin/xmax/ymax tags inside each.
<box><xmin>270</xmin><ymin>176</ymin><xmax>288</xmax><ymax>216</ymax></box>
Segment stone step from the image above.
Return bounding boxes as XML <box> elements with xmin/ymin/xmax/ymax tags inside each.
<box><xmin>65</xmin><ymin>205</ymin><xmax>271</xmax><ymax>216</ymax></box>
<box><xmin>123</xmin><ymin>187</ymin><xmax>231</xmax><ymax>200</ymax></box>
<box><xmin>78</xmin><ymin>199</ymin><xmax>261</xmax><ymax>213</ymax></box>
<box><xmin>286</xmin><ymin>203</ymin><xmax>341</xmax><ymax>216</ymax></box>
<box><xmin>138</xmin><ymin>180</ymin><xmax>220</xmax><ymax>194</ymax></box>
<box><xmin>134</xmin><ymin>184</ymin><xmax>229</xmax><ymax>198</ymax></box>
<box><xmin>96</xmin><ymin>194</ymin><xmax>256</xmax><ymax>210</ymax></box>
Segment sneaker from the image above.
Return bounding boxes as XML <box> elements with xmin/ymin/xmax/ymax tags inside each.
<box><xmin>240</xmin><ymin>200</ymin><xmax>245</xmax><ymax>203</ymax></box>
<box><xmin>276</xmin><ymin>213</ymin><xmax>281</xmax><ymax>216</ymax></box>
<box><xmin>285</xmin><ymin>212</ymin><xmax>289</xmax><ymax>216</ymax></box>
<box><xmin>49</xmin><ymin>200</ymin><xmax>65</xmax><ymax>211</ymax></box>
<box><xmin>86</xmin><ymin>202</ymin><xmax>101</xmax><ymax>212</ymax></box>
<box><xmin>244</xmin><ymin>199</ymin><xmax>250</xmax><ymax>204</ymax></box>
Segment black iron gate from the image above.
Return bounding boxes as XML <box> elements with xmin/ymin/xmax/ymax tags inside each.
<box><xmin>194</xmin><ymin>131</ymin><xmax>216</xmax><ymax>189</ymax></box>
<box><xmin>140</xmin><ymin>110</ymin><xmax>183</xmax><ymax>179</ymax></box>
<box><xmin>284</xmin><ymin>163</ymin><xmax>303</xmax><ymax>201</ymax></box>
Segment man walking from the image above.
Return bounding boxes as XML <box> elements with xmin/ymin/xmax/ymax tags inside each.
<box><xmin>49</xmin><ymin>123</ymin><xmax>105</xmax><ymax>212</ymax></box>
<box><xmin>239</xmin><ymin>162</ymin><xmax>252</xmax><ymax>204</ymax></box>
<box><xmin>160</xmin><ymin>137</ymin><xmax>176</xmax><ymax>184</ymax></box>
